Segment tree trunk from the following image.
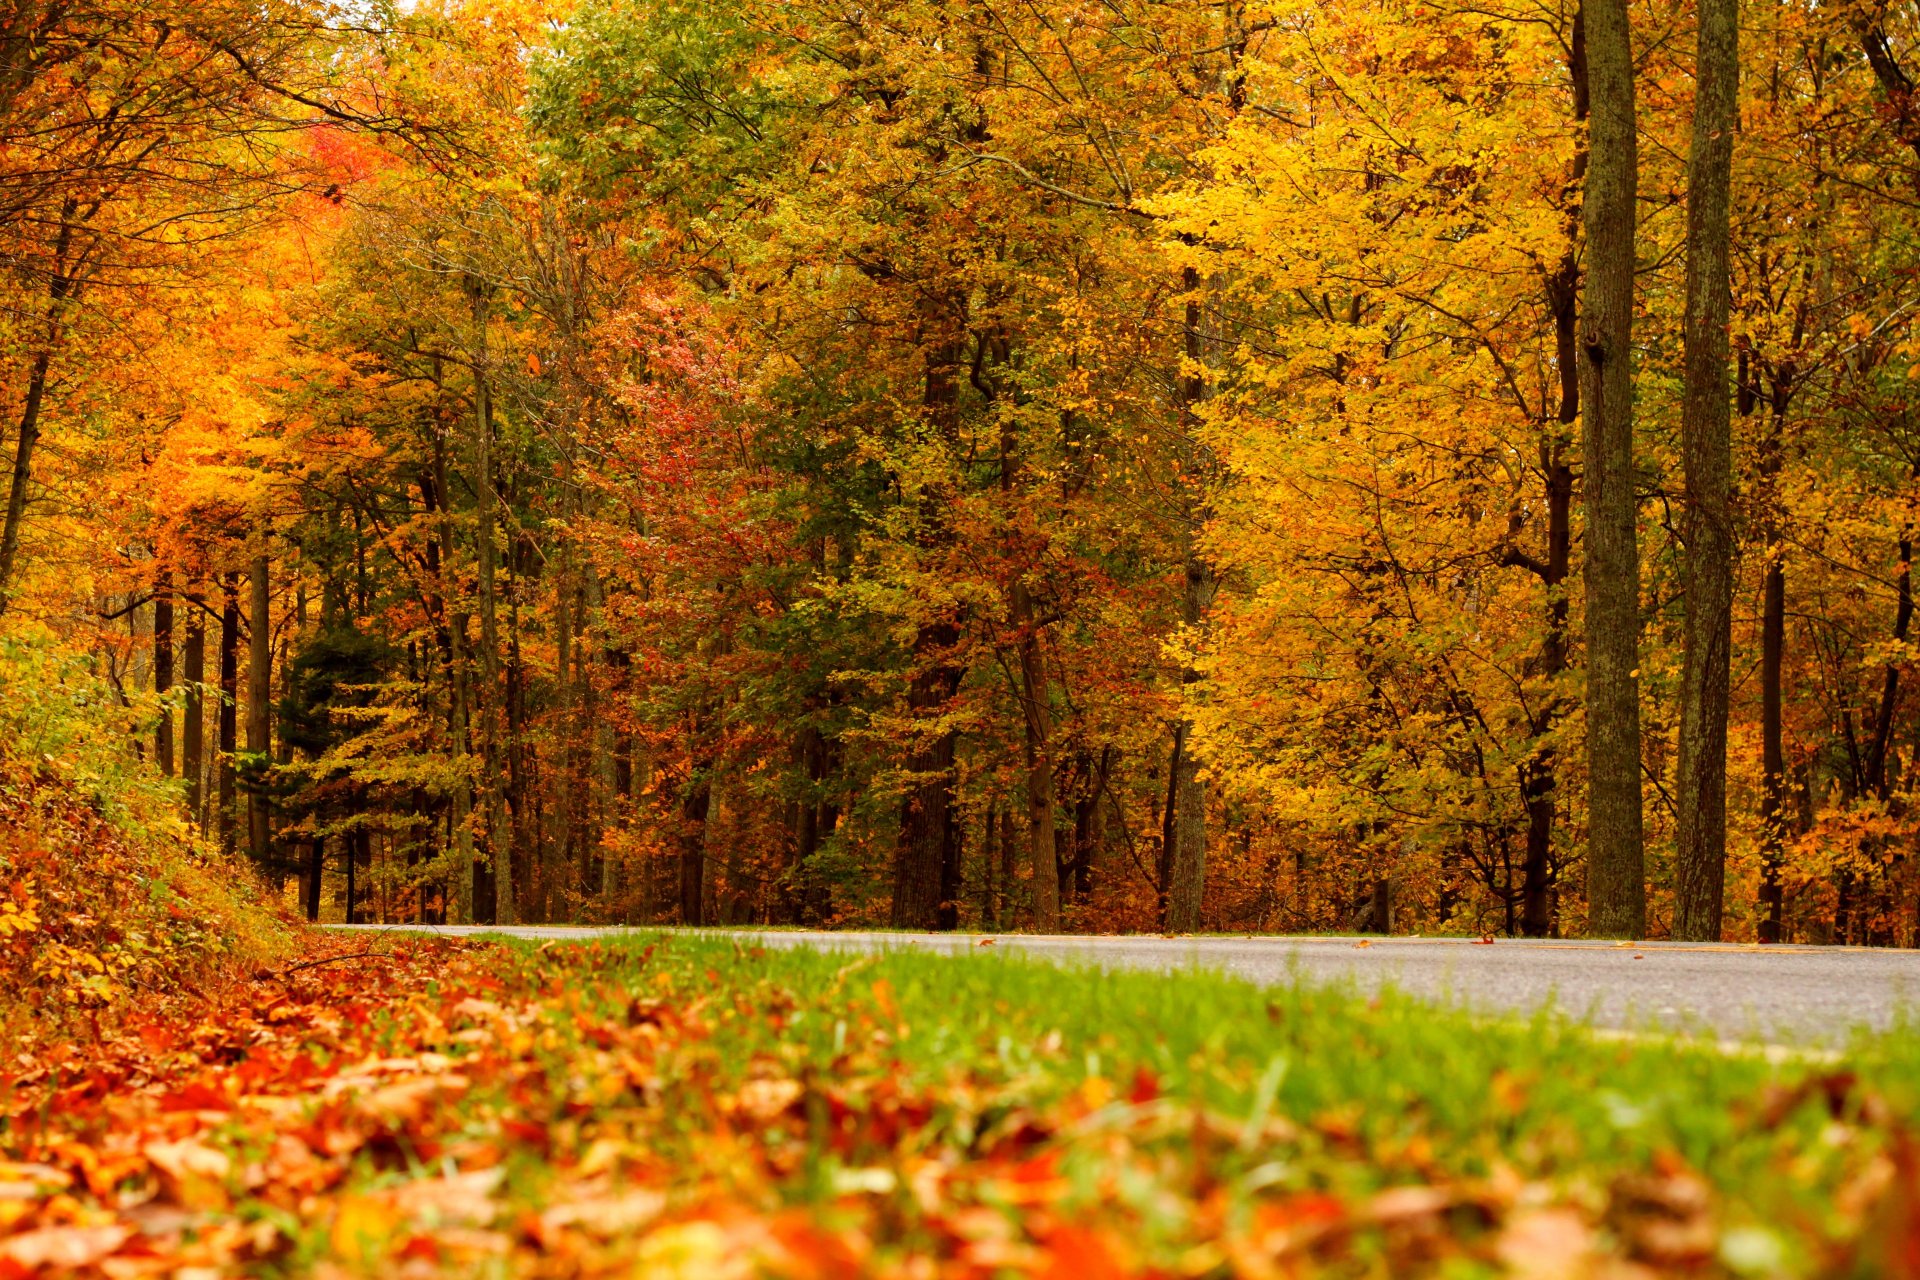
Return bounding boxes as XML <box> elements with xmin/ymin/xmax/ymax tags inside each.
<box><xmin>247</xmin><ymin>553</ymin><xmax>273</xmax><ymax>870</ymax></box>
<box><xmin>679</xmin><ymin>764</ymin><xmax>710</xmax><ymax>925</ymax></box>
<box><xmin>893</xmin><ymin>622</ymin><xmax>962</xmax><ymax>930</ymax></box>
<box><xmin>183</xmin><ymin>596</ymin><xmax>205</xmax><ymax>827</ymax></box>
<box><xmin>980</xmin><ymin>800</ymin><xmax>1000</xmax><ymax>929</ymax></box>
<box><xmin>217</xmin><ymin>574</ymin><xmax>240</xmax><ymax>855</ymax></box>
<box><xmin>0</xmin><ymin>213</ymin><xmax>75</xmax><ymax>613</ymax></box>
<box><xmin>1579</xmin><ymin>0</ymin><xmax>1647</xmax><ymax>938</ymax></box>
<box><xmin>471</xmin><ymin>285</ymin><xmax>514</xmax><ymax>925</ymax></box>
<box><xmin>1755</xmin><ymin>369</ymin><xmax>1792</xmax><ymax>942</ymax></box>
<box><xmin>432</xmin><ymin>444</ymin><xmax>477</xmax><ymax>925</ymax></box>
<box><xmin>1163</xmin><ymin>268</ymin><xmax>1217</xmax><ymax>934</ymax></box>
<box><xmin>1672</xmin><ymin>0</ymin><xmax>1739</xmax><ymax>941</ymax></box>
<box><xmin>304</xmin><ymin>837</ymin><xmax>322</xmax><ymax>922</ymax></box>
<box><xmin>1515</xmin><ymin>43</ymin><xmax>1586</xmax><ymax>938</ymax></box>
<box><xmin>1369</xmin><ymin>877</ymin><xmax>1392</xmax><ymax>934</ymax></box>
<box><xmin>549</xmin><ymin>559</ymin><xmax>574</xmax><ymax>920</ymax></box>
<box><xmin>1164</xmin><ymin>559</ymin><xmax>1216</xmax><ymax>933</ymax></box>
<box><xmin>891</xmin><ymin>341</ymin><xmax>965</xmax><ymax>932</ymax></box>
<box><xmin>1758</xmin><ymin>554</ymin><xmax>1786</xmax><ymax>941</ymax></box>
<box><xmin>344</xmin><ymin>829</ymin><xmax>357</xmax><ymax>924</ymax></box>
<box><xmin>1014</xmin><ymin>579</ymin><xmax>1059</xmax><ymax>931</ymax></box>
<box><xmin>153</xmin><ymin>567</ymin><xmax>174</xmax><ymax>776</ymax></box>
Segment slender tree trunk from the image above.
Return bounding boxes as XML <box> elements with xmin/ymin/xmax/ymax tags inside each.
<box><xmin>1014</xmin><ymin>579</ymin><xmax>1059</xmax><ymax>931</ymax></box>
<box><xmin>1164</xmin><ymin>268</ymin><xmax>1217</xmax><ymax>934</ymax></box>
<box><xmin>1758</xmin><ymin>555</ymin><xmax>1786</xmax><ymax>939</ymax></box>
<box><xmin>216</xmin><ymin>574</ymin><xmax>240</xmax><ymax>854</ymax></box>
<box><xmin>471</xmin><ymin>285</ymin><xmax>514</xmax><ymax>925</ymax></box>
<box><xmin>549</xmin><ymin>558</ymin><xmax>574</xmax><ymax>920</ymax></box>
<box><xmin>183</xmin><ymin>596</ymin><xmax>206</xmax><ymax>826</ymax></box>
<box><xmin>0</xmin><ymin>213</ymin><xmax>75</xmax><ymax>612</ymax></box>
<box><xmin>432</xmin><ymin>444</ymin><xmax>476</xmax><ymax>925</ymax></box>
<box><xmin>1165</xmin><ymin>560</ymin><xmax>1216</xmax><ymax>932</ymax></box>
<box><xmin>980</xmin><ymin>800</ymin><xmax>1000</xmax><ymax>928</ymax></box>
<box><xmin>154</xmin><ymin>567</ymin><xmax>175</xmax><ymax>776</ymax></box>
<box><xmin>1673</xmin><ymin>0</ymin><xmax>1739</xmax><ymax>940</ymax></box>
<box><xmin>1516</xmin><ymin>43</ymin><xmax>1586</xmax><ymax>937</ymax></box>
<box><xmin>1579</xmin><ymin>0</ymin><xmax>1647</xmax><ymax>937</ymax></box>
<box><xmin>304</xmin><ymin>837</ymin><xmax>322</xmax><ymax>922</ymax></box>
<box><xmin>247</xmin><ymin>553</ymin><xmax>273</xmax><ymax>870</ymax></box>
<box><xmin>1756</xmin><ymin>372</ymin><xmax>1792</xmax><ymax>942</ymax></box>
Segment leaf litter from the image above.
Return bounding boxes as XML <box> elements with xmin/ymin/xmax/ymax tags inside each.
<box><xmin>0</xmin><ymin>934</ymin><xmax>1915</xmax><ymax>1277</ymax></box>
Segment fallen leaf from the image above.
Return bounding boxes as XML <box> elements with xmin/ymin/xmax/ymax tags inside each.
<box><xmin>0</xmin><ymin>1223</ymin><xmax>134</xmax><ymax>1269</ymax></box>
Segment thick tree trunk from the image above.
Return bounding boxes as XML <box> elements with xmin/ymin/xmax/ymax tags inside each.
<box><xmin>247</xmin><ymin>553</ymin><xmax>273</xmax><ymax>870</ymax></box>
<box><xmin>1673</xmin><ymin>0</ymin><xmax>1739</xmax><ymax>941</ymax></box>
<box><xmin>893</xmin><ymin>622</ymin><xmax>963</xmax><ymax>930</ymax></box>
<box><xmin>153</xmin><ymin>567</ymin><xmax>174</xmax><ymax>776</ymax></box>
<box><xmin>183</xmin><ymin>596</ymin><xmax>205</xmax><ymax>826</ymax></box>
<box><xmin>679</xmin><ymin>765</ymin><xmax>710</xmax><ymax>925</ymax></box>
<box><xmin>1579</xmin><ymin>0</ymin><xmax>1647</xmax><ymax>938</ymax></box>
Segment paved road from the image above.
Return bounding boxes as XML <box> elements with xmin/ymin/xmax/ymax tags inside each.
<box><xmin>339</xmin><ymin>926</ymin><xmax>1920</xmax><ymax>1046</ymax></box>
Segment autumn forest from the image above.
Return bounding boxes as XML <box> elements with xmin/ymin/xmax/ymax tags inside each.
<box><xmin>6</xmin><ymin>0</ymin><xmax>1920</xmax><ymax>946</ymax></box>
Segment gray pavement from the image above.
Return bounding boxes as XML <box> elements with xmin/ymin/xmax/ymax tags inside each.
<box><xmin>335</xmin><ymin>925</ymin><xmax>1920</xmax><ymax>1046</ymax></box>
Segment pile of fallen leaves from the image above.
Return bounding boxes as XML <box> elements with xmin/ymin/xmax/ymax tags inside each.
<box><xmin>3</xmin><ymin>934</ymin><xmax>1919</xmax><ymax>1278</ymax></box>
<box><xmin>0</xmin><ymin>757</ymin><xmax>289</xmax><ymax>1034</ymax></box>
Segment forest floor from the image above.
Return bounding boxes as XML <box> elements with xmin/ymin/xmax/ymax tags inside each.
<box><xmin>5</xmin><ymin>930</ymin><xmax>1920</xmax><ymax>1278</ymax></box>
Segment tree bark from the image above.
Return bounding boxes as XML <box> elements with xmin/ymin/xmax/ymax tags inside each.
<box><xmin>247</xmin><ymin>553</ymin><xmax>273</xmax><ymax>870</ymax></box>
<box><xmin>1579</xmin><ymin>0</ymin><xmax>1647</xmax><ymax>938</ymax></box>
<box><xmin>0</xmin><ymin>212</ymin><xmax>75</xmax><ymax>613</ymax></box>
<box><xmin>679</xmin><ymin>764</ymin><xmax>710</xmax><ymax>925</ymax></box>
<box><xmin>471</xmin><ymin>284</ymin><xmax>515</xmax><ymax>925</ymax></box>
<box><xmin>1164</xmin><ymin>558</ymin><xmax>1216</xmax><ymax>933</ymax></box>
<box><xmin>1672</xmin><ymin>0</ymin><xmax>1739</xmax><ymax>941</ymax></box>
<box><xmin>893</xmin><ymin>621</ymin><xmax>962</xmax><ymax>930</ymax></box>
<box><xmin>549</xmin><ymin>558</ymin><xmax>574</xmax><ymax>920</ymax></box>
<box><xmin>217</xmin><ymin>574</ymin><xmax>240</xmax><ymax>855</ymax></box>
<box><xmin>1014</xmin><ymin>578</ymin><xmax>1059</xmax><ymax>931</ymax></box>
<box><xmin>891</xmin><ymin>340</ymin><xmax>965</xmax><ymax>931</ymax></box>
<box><xmin>1514</xmin><ymin>30</ymin><xmax>1588</xmax><ymax>939</ymax></box>
<box><xmin>1758</xmin><ymin>552</ymin><xmax>1786</xmax><ymax>939</ymax></box>
<box><xmin>1163</xmin><ymin>266</ymin><xmax>1218</xmax><ymax>934</ymax></box>
<box><xmin>431</xmin><ymin>444</ymin><xmax>477</xmax><ymax>924</ymax></box>
<box><xmin>183</xmin><ymin>595</ymin><xmax>205</xmax><ymax>827</ymax></box>
<box><xmin>153</xmin><ymin>566</ymin><xmax>174</xmax><ymax>776</ymax></box>
<box><xmin>304</xmin><ymin>836</ymin><xmax>322</xmax><ymax>922</ymax></box>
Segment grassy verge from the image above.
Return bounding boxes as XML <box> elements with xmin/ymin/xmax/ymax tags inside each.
<box><xmin>3</xmin><ymin>930</ymin><xmax>1915</xmax><ymax>1277</ymax></box>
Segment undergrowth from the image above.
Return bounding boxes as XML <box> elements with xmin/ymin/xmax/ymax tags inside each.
<box><xmin>0</xmin><ymin>624</ymin><xmax>292</xmax><ymax>1040</ymax></box>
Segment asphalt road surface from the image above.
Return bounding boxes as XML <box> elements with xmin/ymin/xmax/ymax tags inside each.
<box><xmin>339</xmin><ymin>926</ymin><xmax>1920</xmax><ymax>1046</ymax></box>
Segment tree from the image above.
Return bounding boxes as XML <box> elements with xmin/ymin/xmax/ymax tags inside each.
<box><xmin>1579</xmin><ymin>0</ymin><xmax>1647</xmax><ymax>938</ymax></box>
<box><xmin>1672</xmin><ymin>0</ymin><xmax>1740</xmax><ymax>940</ymax></box>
